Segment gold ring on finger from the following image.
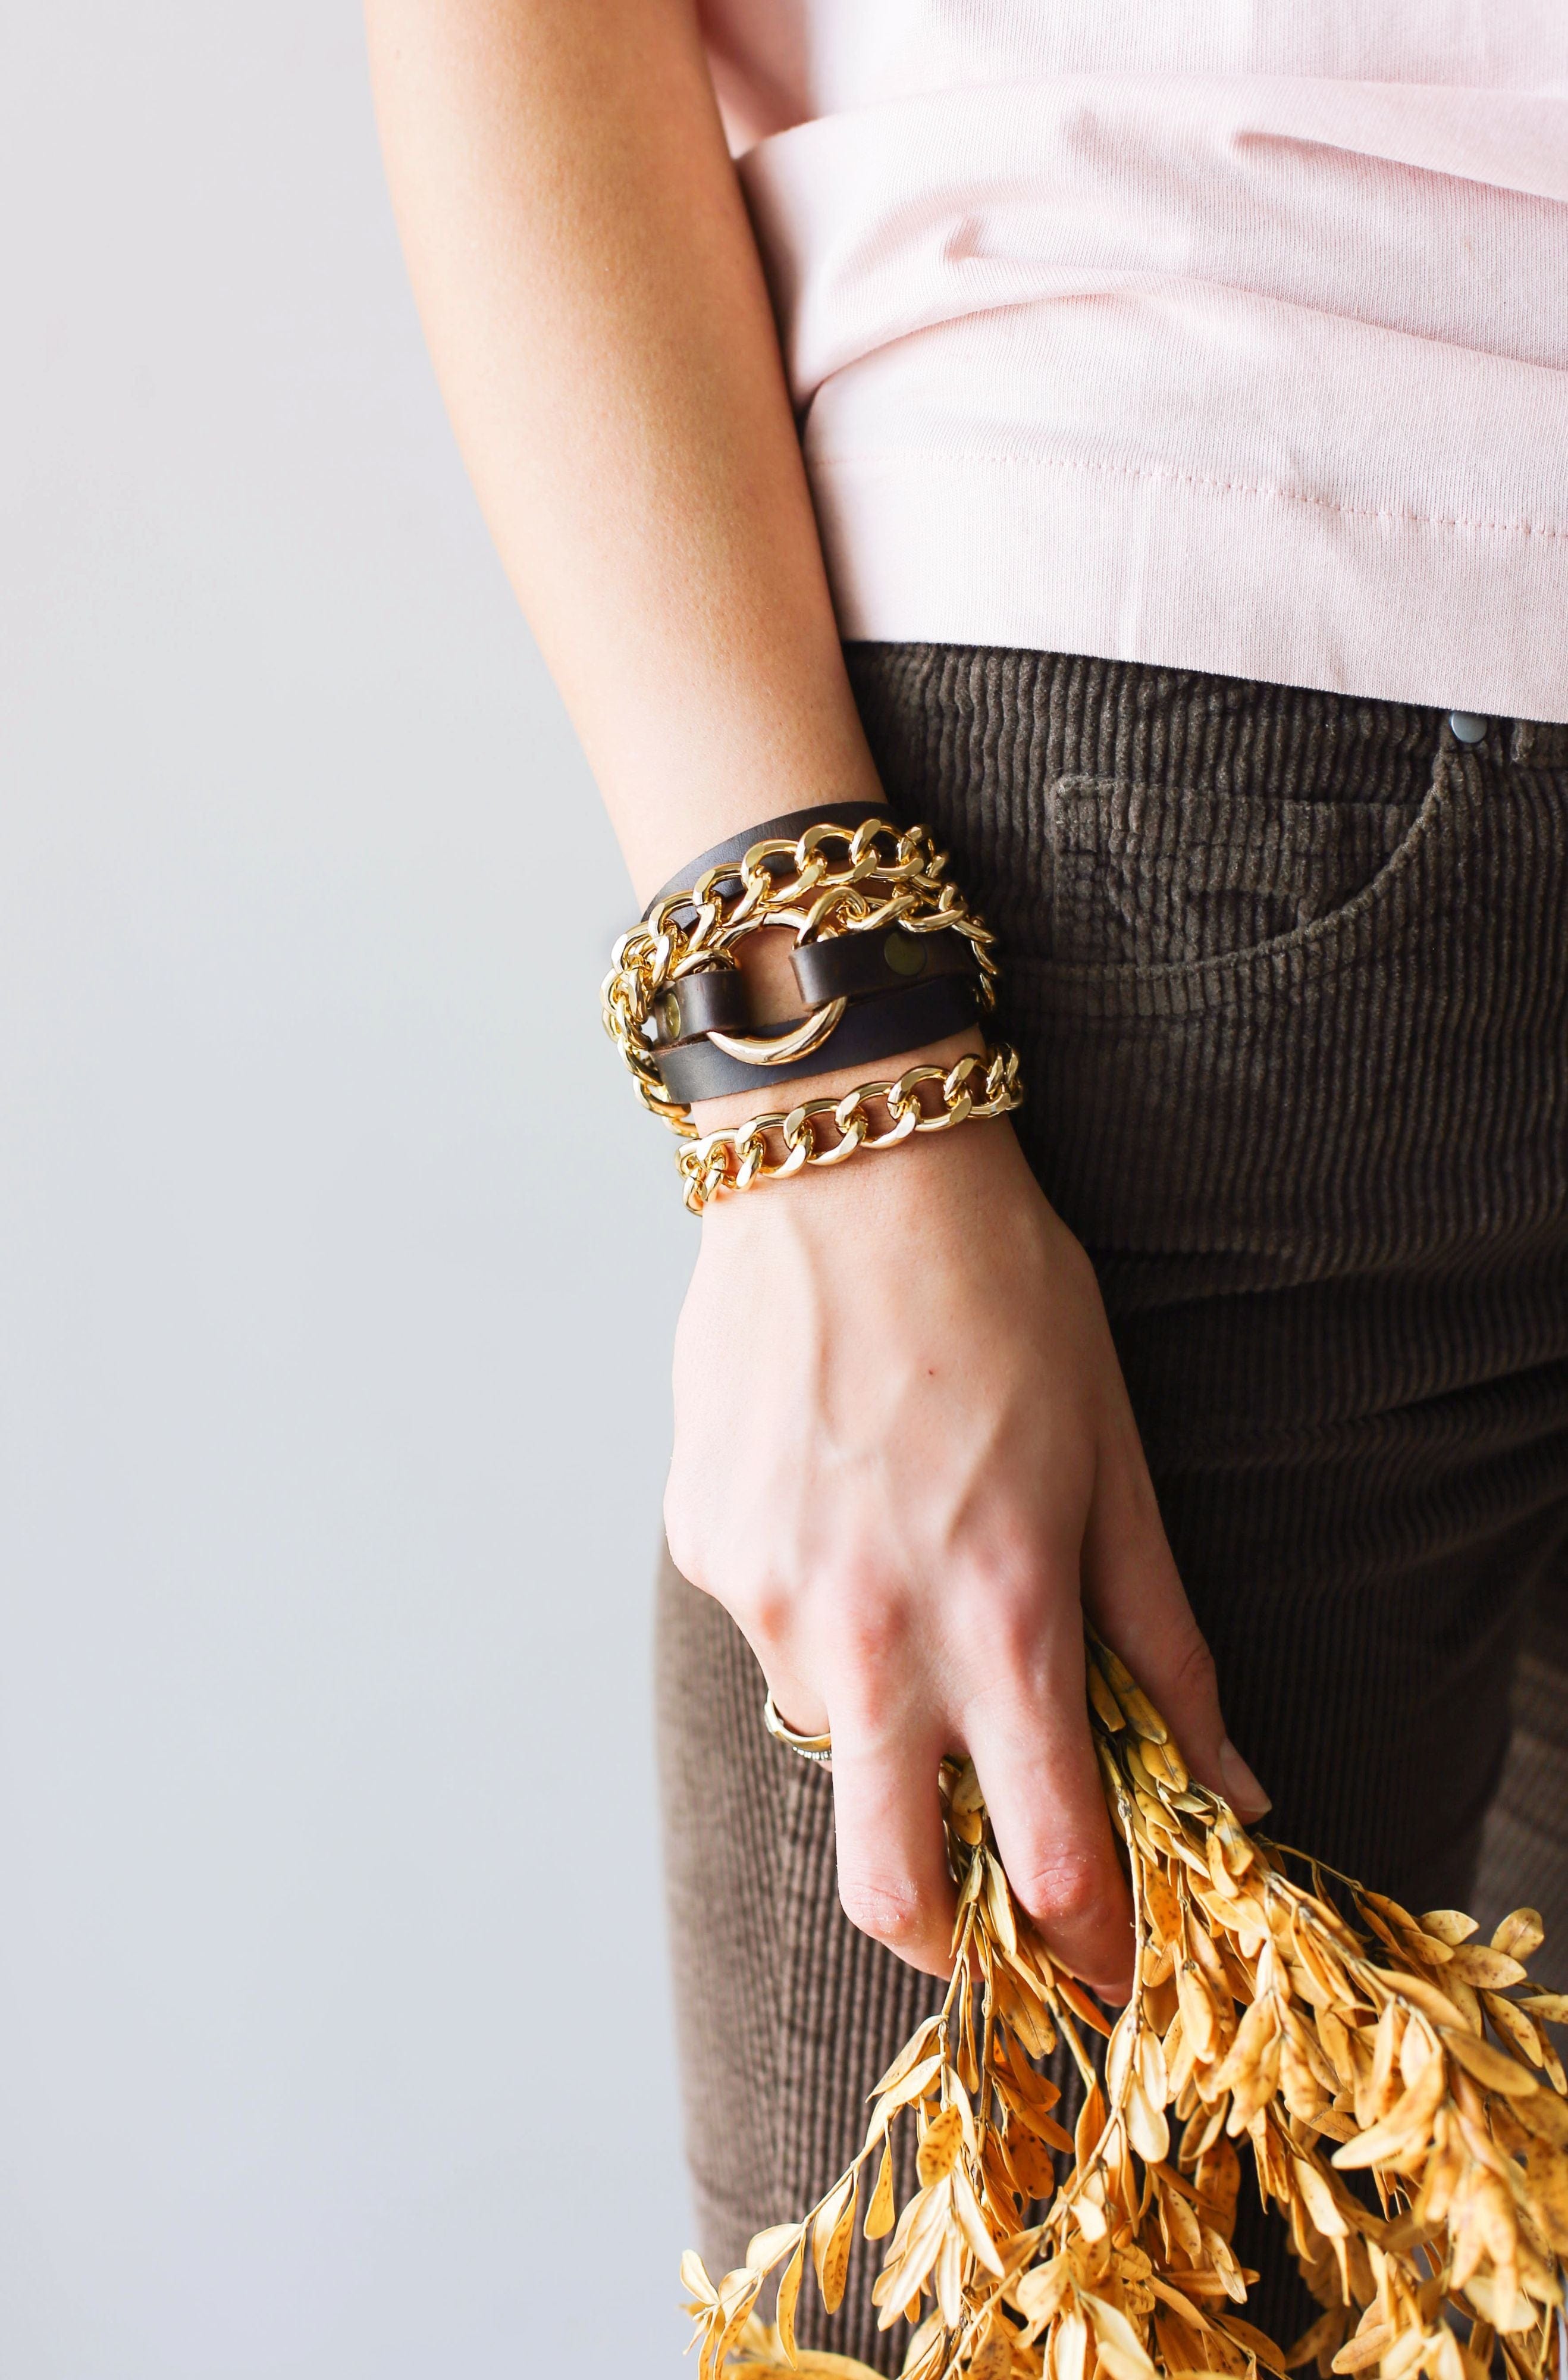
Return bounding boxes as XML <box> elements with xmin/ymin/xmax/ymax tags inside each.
<box><xmin>762</xmin><ymin>1690</ymin><xmax>833</xmax><ymax>1767</ymax></box>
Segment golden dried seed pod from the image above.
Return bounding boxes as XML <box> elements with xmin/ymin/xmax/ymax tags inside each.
<box><xmin>684</xmin><ymin>1632</ymin><xmax>1568</xmax><ymax>2380</ymax></box>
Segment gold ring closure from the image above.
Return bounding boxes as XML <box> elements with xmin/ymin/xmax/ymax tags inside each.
<box><xmin>603</xmin><ymin>816</ymin><xmax>1001</xmax><ymax>1136</ymax></box>
<box><xmin>704</xmin><ymin>996</ymin><xmax>847</xmax><ymax>1067</ymax></box>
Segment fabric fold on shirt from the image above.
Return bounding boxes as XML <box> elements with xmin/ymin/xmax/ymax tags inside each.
<box><xmin>714</xmin><ymin>45</ymin><xmax>1568</xmax><ymax>719</ymax></box>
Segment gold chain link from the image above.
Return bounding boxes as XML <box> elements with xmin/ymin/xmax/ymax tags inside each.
<box><xmin>675</xmin><ymin>1044</ymin><xmax>1024</xmax><ymax>1216</ymax></box>
<box><xmin>602</xmin><ymin>818</ymin><xmax>1000</xmax><ymax>1135</ymax></box>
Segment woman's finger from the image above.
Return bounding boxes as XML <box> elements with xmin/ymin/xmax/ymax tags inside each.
<box><xmin>827</xmin><ymin>1706</ymin><xmax>957</xmax><ymax>1979</ymax></box>
<box><xmin>961</xmin><ymin>1615</ymin><xmax>1136</xmax><ymax>1997</ymax></box>
<box><xmin>1082</xmin><ymin>1403</ymin><xmax>1271</xmax><ymax>1820</ymax></box>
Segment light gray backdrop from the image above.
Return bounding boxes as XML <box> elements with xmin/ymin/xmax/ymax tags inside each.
<box><xmin>1</xmin><ymin>7</ymin><xmax>697</xmax><ymax>2372</ymax></box>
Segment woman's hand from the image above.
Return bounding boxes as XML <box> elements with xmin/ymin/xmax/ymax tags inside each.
<box><xmin>666</xmin><ymin>1104</ymin><xmax>1270</xmax><ymax>1993</ymax></box>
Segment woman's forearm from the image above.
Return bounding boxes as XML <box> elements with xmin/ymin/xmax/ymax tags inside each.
<box><xmin>365</xmin><ymin>0</ymin><xmax>880</xmax><ymax>902</ymax></box>
<box><xmin>366</xmin><ymin>0</ymin><xmax>1268</xmax><ymax>1997</ymax></box>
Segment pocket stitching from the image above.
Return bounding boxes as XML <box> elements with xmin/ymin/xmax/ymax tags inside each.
<box><xmin>1014</xmin><ymin>744</ymin><xmax>1466</xmax><ymax>1019</ymax></box>
<box><xmin>1049</xmin><ymin>779</ymin><xmax>1425</xmax><ymax>967</ymax></box>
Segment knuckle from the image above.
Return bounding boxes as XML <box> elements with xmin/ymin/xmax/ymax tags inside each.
<box><xmin>665</xmin><ymin>1516</ymin><xmax>789</xmax><ymax>1647</ymax></box>
<box><xmin>838</xmin><ymin>1872</ymin><xmax>926</xmax><ymax>1947</ymax></box>
<box><xmin>663</xmin><ymin>1518</ymin><xmax>708</xmax><ymax>1593</ymax></box>
<box><xmin>948</xmin><ymin>1570</ymin><xmax>1067</xmax><ymax>1704</ymax></box>
<box><xmin>948</xmin><ymin>1542</ymin><xmax>1042</xmax><ymax>1639</ymax></box>
<box><xmin>1012</xmin><ymin>1850</ymin><xmax>1106</xmax><ymax>1931</ymax></box>
<box><xmin>717</xmin><ymin>1567</ymin><xmax>794</xmax><ymax>1648</ymax></box>
<box><xmin>820</xmin><ymin>1578</ymin><xmax>914</xmax><ymax>1673</ymax></box>
<box><xmin>744</xmin><ymin>1583</ymin><xmax>795</xmax><ymax>1656</ymax></box>
<box><xmin>661</xmin><ymin>1480</ymin><xmax>711</xmax><ymax>1592</ymax></box>
<box><xmin>967</xmin><ymin>1584</ymin><xmax>1046</xmax><ymax>1676</ymax></box>
<box><xmin>1165</xmin><ymin>1623</ymin><xmax>1219</xmax><ymax>1708</ymax></box>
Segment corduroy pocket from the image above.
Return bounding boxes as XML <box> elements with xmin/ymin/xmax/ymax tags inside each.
<box><xmin>1047</xmin><ymin>779</ymin><xmax>1423</xmax><ymax>969</ymax></box>
<box><xmin>1003</xmin><ymin>740</ymin><xmax>1463</xmax><ymax>1026</ymax></box>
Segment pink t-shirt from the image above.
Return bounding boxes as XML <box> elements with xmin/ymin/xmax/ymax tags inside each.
<box><xmin>701</xmin><ymin>6</ymin><xmax>1568</xmax><ymax>721</ymax></box>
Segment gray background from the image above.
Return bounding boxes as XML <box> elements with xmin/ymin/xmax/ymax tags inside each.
<box><xmin>1</xmin><ymin>6</ymin><xmax>697</xmax><ymax>2372</ymax></box>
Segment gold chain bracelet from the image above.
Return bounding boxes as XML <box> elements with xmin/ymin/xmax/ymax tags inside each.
<box><xmin>675</xmin><ymin>1044</ymin><xmax>1023</xmax><ymax>1216</ymax></box>
<box><xmin>603</xmin><ymin>818</ymin><xmax>999</xmax><ymax>1135</ymax></box>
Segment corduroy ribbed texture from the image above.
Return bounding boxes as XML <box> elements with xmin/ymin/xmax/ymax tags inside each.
<box><xmin>656</xmin><ymin>650</ymin><xmax>1568</xmax><ymax>2373</ymax></box>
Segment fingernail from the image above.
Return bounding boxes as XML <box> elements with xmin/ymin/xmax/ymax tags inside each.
<box><xmin>1219</xmin><ymin>1739</ymin><xmax>1271</xmax><ymax>1817</ymax></box>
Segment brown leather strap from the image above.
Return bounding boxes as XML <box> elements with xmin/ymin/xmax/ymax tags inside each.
<box><xmin>790</xmin><ymin>922</ymin><xmax>977</xmax><ymax>1005</ymax></box>
<box><xmin>646</xmin><ymin>970</ymin><xmax>752</xmax><ymax>1047</ymax></box>
<box><xmin>651</xmin><ymin>928</ymin><xmax>976</xmax><ymax>1050</ymax></box>
<box><xmin>653</xmin><ymin>972</ymin><xmax>980</xmax><ymax>1104</ymax></box>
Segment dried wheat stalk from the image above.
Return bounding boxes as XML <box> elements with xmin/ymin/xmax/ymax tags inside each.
<box><xmin>680</xmin><ymin>1637</ymin><xmax>1568</xmax><ymax>2380</ymax></box>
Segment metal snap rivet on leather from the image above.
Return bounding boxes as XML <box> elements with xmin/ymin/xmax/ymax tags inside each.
<box><xmin>882</xmin><ymin>927</ymin><xmax>929</xmax><ymax>977</ymax></box>
<box><xmin>656</xmin><ymin>989</ymin><xmax>683</xmax><ymax>1040</ymax></box>
<box><xmin>1449</xmin><ymin>712</ymin><xmax>1489</xmax><ymax>746</ymax></box>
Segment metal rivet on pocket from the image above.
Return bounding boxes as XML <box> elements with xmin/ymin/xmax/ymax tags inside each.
<box><xmin>1448</xmin><ymin>711</ymin><xmax>1489</xmax><ymax>746</ymax></box>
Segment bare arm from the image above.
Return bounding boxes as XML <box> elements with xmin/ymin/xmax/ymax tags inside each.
<box><xmin>366</xmin><ymin>0</ymin><xmax>1269</xmax><ymax>1990</ymax></box>
<box><xmin>365</xmin><ymin>0</ymin><xmax>878</xmax><ymax>900</ymax></box>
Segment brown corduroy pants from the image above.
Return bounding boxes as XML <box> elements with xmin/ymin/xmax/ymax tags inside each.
<box><xmin>656</xmin><ymin>650</ymin><xmax>1568</xmax><ymax>2371</ymax></box>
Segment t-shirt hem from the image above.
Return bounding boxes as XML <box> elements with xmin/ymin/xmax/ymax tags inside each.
<box><xmin>808</xmin><ymin>452</ymin><xmax>1568</xmax><ymax>726</ymax></box>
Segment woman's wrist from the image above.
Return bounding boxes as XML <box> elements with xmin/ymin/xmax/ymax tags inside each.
<box><xmin>689</xmin><ymin>1097</ymin><xmax>1037</xmax><ymax>1263</ymax></box>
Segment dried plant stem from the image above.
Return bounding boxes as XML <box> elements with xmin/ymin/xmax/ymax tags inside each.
<box><xmin>680</xmin><ymin>1636</ymin><xmax>1568</xmax><ymax>2380</ymax></box>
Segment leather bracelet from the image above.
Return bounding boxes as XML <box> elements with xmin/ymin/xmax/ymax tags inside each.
<box><xmin>603</xmin><ymin>809</ymin><xmax>1001</xmax><ymax>1140</ymax></box>
<box><xmin>791</xmin><ymin>917</ymin><xmax>977</xmax><ymax>1005</ymax></box>
<box><xmin>642</xmin><ymin>800</ymin><xmax>890</xmax><ymax>919</ymax></box>
<box><xmin>647</xmin><ymin>918</ymin><xmax>980</xmax><ymax>1051</ymax></box>
<box><xmin>653</xmin><ymin>970</ymin><xmax>981</xmax><ymax>1103</ymax></box>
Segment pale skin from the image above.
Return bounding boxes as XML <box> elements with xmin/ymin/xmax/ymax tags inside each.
<box><xmin>366</xmin><ymin>0</ymin><xmax>1271</xmax><ymax>1995</ymax></box>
